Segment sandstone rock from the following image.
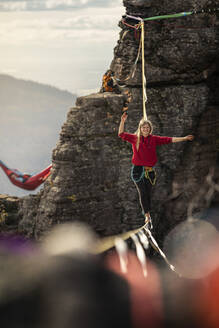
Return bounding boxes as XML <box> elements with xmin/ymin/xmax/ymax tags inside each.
<box><xmin>0</xmin><ymin>194</ymin><xmax>21</xmax><ymax>234</ymax></box>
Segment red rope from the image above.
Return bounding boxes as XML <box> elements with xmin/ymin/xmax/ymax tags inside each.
<box><xmin>122</xmin><ymin>19</ymin><xmax>140</xmax><ymax>30</ymax></box>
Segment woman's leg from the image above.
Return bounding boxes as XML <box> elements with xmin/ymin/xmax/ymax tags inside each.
<box><xmin>134</xmin><ymin>177</ymin><xmax>152</xmax><ymax>218</ymax></box>
<box><xmin>131</xmin><ymin>166</ymin><xmax>155</xmax><ymax>228</ymax></box>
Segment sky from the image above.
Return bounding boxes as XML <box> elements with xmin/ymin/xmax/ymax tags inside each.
<box><xmin>0</xmin><ymin>0</ymin><xmax>125</xmax><ymax>95</ymax></box>
<box><xmin>0</xmin><ymin>0</ymin><xmax>125</xmax><ymax>196</ymax></box>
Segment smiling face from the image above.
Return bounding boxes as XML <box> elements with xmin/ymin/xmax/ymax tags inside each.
<box><xmin>140</xmin><ymin>123</ymin><xmax>151</xmax><ymax>137</ymax></box>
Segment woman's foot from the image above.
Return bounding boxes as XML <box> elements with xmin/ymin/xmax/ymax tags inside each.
<box><xmin>144</xmin><ymin>213</ymin><xmax>153</xmax><ymax>229</ymax></box>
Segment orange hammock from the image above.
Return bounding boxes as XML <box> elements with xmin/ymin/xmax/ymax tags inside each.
<box><xmin>0</xmin><ymin>160</ymin><xmax>52</xmax><ymax>191</ymax></box>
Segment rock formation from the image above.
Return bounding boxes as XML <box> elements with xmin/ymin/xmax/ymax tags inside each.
<box><xmin>1</xmin><ymin>0</ymin><xmax>219</xmax><ymax>245</ymax></box>
<box><xmin>0</xmin><ymin>195</ymin><xmax>21</xmax><ymax>235</ymax></box>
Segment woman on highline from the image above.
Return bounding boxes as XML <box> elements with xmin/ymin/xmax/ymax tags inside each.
<box><xmin>118</xmin><ymin>112</ymin><xmax>194</xmax><ymax>228</ymax></box>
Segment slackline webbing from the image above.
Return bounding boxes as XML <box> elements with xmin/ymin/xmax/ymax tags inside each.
<box><xmin>144</xmin><ymin>11</ymin><xmax>193</xmax><ymax>21</ymax></box>
<box><xmin>95</xmin><ymin>224</ymin><xmax>145</xmax><ymax>254</ymax></box>
<box><xmin>125</xmin><ymin>8</ymin><xmax>219</xmax><ymax>23</ymax></box>
<box><xmin>94</xmin><ymin>223</ymin><xmax>178</xmax><ymax>275</ymax></box>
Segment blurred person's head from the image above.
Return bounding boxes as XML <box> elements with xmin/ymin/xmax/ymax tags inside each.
<box><xmin>0</xmin><ymin>223</ymin><xmax>132</xmax><ymax>328</ymax></box>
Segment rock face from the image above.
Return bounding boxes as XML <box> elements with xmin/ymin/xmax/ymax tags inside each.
<box><xmin>2</xmin><ymin>0</ymin><xmax>219</xmax><ymax>244</ymax></box>
<box><xmin>0</xmin><ymin>195</ymin><xmax>21</xmax><ymax>235</ymax></box>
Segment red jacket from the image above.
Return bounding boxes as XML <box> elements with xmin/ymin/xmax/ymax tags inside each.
<box><xmin>119</xmin><ymin>132</ymin><xmax>172</xmax><ymax>167</ymax></box>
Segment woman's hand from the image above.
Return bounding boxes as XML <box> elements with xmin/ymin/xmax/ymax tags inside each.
<box><xmin>172</xmin><ymin>135</ymin><xmax>194</xmax><ymax>143</ymax></box>
<box><xmin>121</xmin><ymin>111</ymin><xmax>128</xmax><ymax>123</ymax></box>
<box><xmin>185</xmin><ymin>135</ymin><xmax>194</xmax><ymax>141</ymax></box>
<box><xmin>118</xmin><ymin>112</ymin><xmax>128</xmax><ymax>135</ymax></box>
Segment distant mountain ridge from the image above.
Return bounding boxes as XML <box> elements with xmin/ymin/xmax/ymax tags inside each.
<box><xmin>0</xmin><ymin>74</ymin><xmax>77</xmax><ymax>196</ymax></box>
<box><xmin>0</xmin><ymin>74</ymin><xmax>75</xmax><ymax>109</ymax></box>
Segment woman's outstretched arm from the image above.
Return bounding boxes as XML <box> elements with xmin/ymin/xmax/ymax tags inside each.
<box><xmin>118</xmin><ymin>112</ymin><xmax>128</xmax><ymax>136</ymax></box>
<box><xmin>172</xmin><ymin>135</ymin><xmax>194</xmax><ymax>143</ymax></box>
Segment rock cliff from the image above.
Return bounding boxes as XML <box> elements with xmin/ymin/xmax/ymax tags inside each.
<box><xmin>1</xmin><ymin>0</ymin><xmax>219</xmax><ymax>244</ymax></box>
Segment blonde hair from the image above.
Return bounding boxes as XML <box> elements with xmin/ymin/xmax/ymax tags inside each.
<box><xmin>135</xmin><ymin>118</ymin><xmax>153</xmax><ymax>151</ymax></box>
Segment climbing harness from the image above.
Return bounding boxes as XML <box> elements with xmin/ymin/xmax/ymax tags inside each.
<box><xmin>131</xmin><ymin>165</ymin><xmax>156</xmax><ymax>185</ymax></box>
<box><xmin>144</xmin><ymin>167</ymin><xmax>156</xmax><ymax>186</ymax></box>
